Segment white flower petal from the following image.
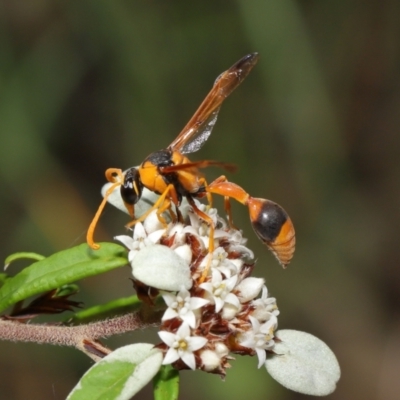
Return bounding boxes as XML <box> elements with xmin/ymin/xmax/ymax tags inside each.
<box><xmin>236</xmin><ymin>277</ymin><xmax>264</xmax><ymax>303</ymax></box>
<box><xmin>133</xmin><ymin>223</ymin><xmax>147</xmax><ymax>240</ymax></box>
<box><xmin>189</xmin><ymin>297</ymin><xmax>209</xmax><ymax>310</ymax></box>
<box><xmin>147</xmin><ymin>229</ymin><xmax>165</xmax><ymax>244</ymax></box>
<box><xmin>187</xmin><ymin>336</ymin><xmax>208</xmax><ymax>352</ymax></box>
<box><xmin>115</xmin><ymin>235</ymin><xmax>136</xmax><ymax>250</ymax></box>
<box><xmin>161</xmin><ymin>308</ymin><xmax>179</xmax><ymax>322</ymax></box>
<box><xmin>174</xmin><ymin>244</ymin><xmax>192</xmax><ymax>264</ymax></box>
<box><xmin>255</xmin><ymin>347</ymin><xmax>267</xmax><ymax>368</ymax></box>
<box><xmin>221</xmin><ymin>303</ymin><xmax>240</xmax><ymax>320</ymax></box>
<box><xmin>158</xmin><ymin>330</ymin><xmax>177</xmax><ymax>347</ymax></box>
<box><xmin>200</xmin><ymin>350</ymin><xmax>221</xmax><ymax>371</ymax></box>
<box><xmin>225</xmin><ymin>275</ymin><xmax>238</xmax><ymax>291</ymax></box>
<box><xmin>224</xmin><ymin>293</ymin><xmax>240</xmax><ymax>309</ymax></box>
<box><xmin>180</xmin><ymin>351</ymin><xmax>196</xmax><ymax>370</ymax></box>
<box><xmin>162</xmin><ymin>348</ymin><xmax>180</xmax><ymax>365</ymax></box>
<box><xmin>214</xmin><ymin>297</ymin><xmax>225</xmax><ymax>313</ymax></box>
<box><xmin>176</xmin><ymin>321</ymin><xmax>191</xmax><ymax>338</ymax></box>
<box><xmin>160</xmin><ymin>292</ymin><xmax>177</xmax><ymax>307</ymax></box>
<box><xmin>180</xmin><ymin>311</ymin><xmax>197</xmax><ymax>329</ymax></box>
<box><xmin>143</xmin><ymin>210</ymin><xmax>166</xmax><ymax>233</ymax></box>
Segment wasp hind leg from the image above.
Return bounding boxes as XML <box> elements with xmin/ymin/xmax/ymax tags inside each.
<box><xmin>186</xmin><ymin>197</ymin><xmax>215</xmax><ymax>282</ymax></box>
<box><xmin>206</xmin><ymin>177</ymin><xmax>296</xmax><ymax>268</ymax></box>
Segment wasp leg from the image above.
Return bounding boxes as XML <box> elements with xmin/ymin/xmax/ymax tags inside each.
<box><xmin>87</xmin><ymin>169</ymin><xmax>125</xmax><ymax>250</ymax></box>
<box><xmin>125</xmin><ymin>184</ymin><xmax>177</xmax><ymax>229</ymax></box>
<box><xmin>174</xmin><ymin>204</ymin><xmax>184</xmax><ymax>223</ymax></box>
<box><xmin>206</xmin><ymin>176</ymin><xmax>239</xmax><ymax>229</ymax></box>
<box><xmin>186</xmin><ymin>197</ymin><xmax>215</xmax><ymax>283</ymax></box>
<box><xmin>206</xmin><ymin>178</ymin><xmax>295</xmax><ymax>268</ymax></box>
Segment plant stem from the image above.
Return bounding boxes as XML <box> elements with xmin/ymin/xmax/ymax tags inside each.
<box><xmin>0</xmin><ymin>313</ymin><xmax>156</xmax><ymax>361</ymax></box>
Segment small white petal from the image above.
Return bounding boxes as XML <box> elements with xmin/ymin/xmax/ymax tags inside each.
<box><xmin>180</xmin><ymin>352</ymin><xmax>196</xmax><ymax>370</ymax></box>
<box><xmin>236</xmin><ymin>277</ymin><xmax>265</xmax><ymax>303</ymax></box>
<box><xmin>180</xmin><ymin>311</ymin><xmax>197</xmax><ymax>329</ymax></box>
<box><xmin>131</xmin><ymin>245</ymin><xmax>192</xmax><ymax>291</ymax></box>
<box><xmin>173</xmin><ymin>244</ymin><xmax>192</xmax><ymax>264</ymax></box>
<box><xmin>224</xmin><ymin>293</ymin><xmax>241</xmax><ymax>309</ymax></box>
<box><xmin>265</xmin><ymin>330</ymin><xmax>341</xmax><ymax>396</ymax></box>
<box><xmin>175</xmin><ymin>321</ymin><xmax>191</xmax><ymax>338</ymax></box>
<box><xmin>221</xmin><ymin>303</ymin><xmax>240</xmax><ymax>320</ymax></box>
<box><xmin>249</xmin><ymin>315</ymin><xmax>261</xmax><ymax>331</ymax></box>
<box><xmin>143</xmin><ymin>210</ymin><xmax>166</xmax><ymax>233</ymax></box>
<box><xmin>225</xmin><ymin>275</ymin><xmax>238</xmax><ymax>291</ymax></box>
<box><xmin>200</xmin><ymin>350</ymin><xmax>221</xmax><ymax>371</ymax></box>
<box><xmin>162</xmin><ymin>348</ymin><xmax>180</xmax><ymax>365</ymax></box>
<box><xmin>238</xmin><ymin>331</ymin><xmax>256</xmax><ymax>349</ymax></box>
<box><xmin>147</xmin><ymin>229</ymin><xmax>165</xmax><ymax>243</ymax></box>
<box><xmin>255</xmin><ymin>347</ymin><xmax>267</xmax><ymax>368</ymax></box>
<box><xmin>133</xmin><ymin>223</ymin><xmax>146</xmax><ymax>240</ymax></box>
<box><xmin>161</xmin><ymin>308</ymin><xmax>179</xmax><ymax>322</ymax></box>
<box><xmin>114</xmin><ymin>235</ymin><xmax>136</xmax><ymax>250</ymax></box>
<box><xmin>214</xmin><ymin>297</ymin><xmax>225</xmax><ymax>313</ymax></box>
<box><xmin>158</xmin><ymin>331</ymin><xmax>177</xmax><ymax>347</ymax></box>
<box><xmin>160</xmin><ymin>292</ymin><xmax>177</xmax><ymax>307</ymax></box>
<box><xmin>188</xmin><ymin>297</ymin><xmax>209</xmax><ymax>310</ymax></box>
<box><xmin>187</xmin><ymin>336</ymin><xmax>208</xmax><ymax>352</ymax></box>
<box><xmin>215</xmin><ymin>343</ymin><xmax>229</xmax><ymax>357</ymax></box>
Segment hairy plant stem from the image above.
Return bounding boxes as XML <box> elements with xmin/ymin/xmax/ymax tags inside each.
<box><xmin>0</xmin><ymin>312</ymin><xmax>157</xmax><ymax>362</ymax></box>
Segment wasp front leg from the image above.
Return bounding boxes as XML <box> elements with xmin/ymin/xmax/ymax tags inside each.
<box><xmin>125</xmin><ymin>184</ymin><xmax>178</xmax><ymax>229</ymax></box>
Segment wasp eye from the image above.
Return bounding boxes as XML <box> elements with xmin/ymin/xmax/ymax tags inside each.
<box><xmin>120</xmin><ymin>168</ymin><xmax>143</xmax><ymax>205</ymax></box>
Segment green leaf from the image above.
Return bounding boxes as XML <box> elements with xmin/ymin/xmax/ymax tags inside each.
<box><xmin>0</xmin><ymin>243</ymin><xmax>128</xmax><ymax>313</ymax></box>
<box><xmin>0</xmin><ymin>273</ymin><xmax>8</xmax><ymax>288</ymax></box>
<box><xmin>55</xmin><ymin>284</ymin><xmax>80</xmax><ymax>297</ymax></box>
<box><xmin>153</xmin><ymin>365</ymin><xmax>180</xmax><ymax>400</ymax></box>
<box><xmin>67</xmin><ymin>343</ymin><xmax>163</xmax><ymax>400</ymax></box>
<box><xmin>69</xmin><ymin>295</ymin><xmax>142</xmax><ymax>323</ymax></box>
<box><xmin>4</xmin><ymin>252</ymin><xmax>46</xmax><ymax>270</ymax></box>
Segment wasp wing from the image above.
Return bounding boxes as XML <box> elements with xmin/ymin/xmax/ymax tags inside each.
<box><xmin>168</xmin><ymin>53</ymin><xmax>259</xmax><ymax>154</ymax></box>
<box><xmin>180</xmin><ymin>108</ymin><xmax>219</xmax><ymax>154</ymax></box>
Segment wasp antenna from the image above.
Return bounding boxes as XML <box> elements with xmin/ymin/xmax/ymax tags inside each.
<box><xmin>87</xmin><ymin>180</ymin><xmax>122</xmax><ymax>250</ymax></box>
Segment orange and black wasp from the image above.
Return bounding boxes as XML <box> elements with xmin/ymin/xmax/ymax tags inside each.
<box><xmin>87</xmin><ymin>53</ymin><xmax>295</xmax><ymax>275</ymax></box>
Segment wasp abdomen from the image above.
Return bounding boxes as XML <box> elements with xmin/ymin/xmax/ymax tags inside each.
<box><xmin>247</xmin><ymin>198</ymin><xmax>295</xmax><ymax>268</ymax></box>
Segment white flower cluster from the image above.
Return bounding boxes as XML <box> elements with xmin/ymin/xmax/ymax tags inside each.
<box><xmin>116</xmin><ymin>203</ymin><xmax>280</xmax><ymax>375</ymax></box>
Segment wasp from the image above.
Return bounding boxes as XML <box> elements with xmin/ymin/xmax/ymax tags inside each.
<box><xmin>87</xmin><ymin>53</ymin><xmax>295</xmax><ymax>275</ymax></box>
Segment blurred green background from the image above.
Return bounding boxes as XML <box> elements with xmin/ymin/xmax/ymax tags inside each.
<box><xmin>1</xmin><ymin>1</ymin><xmax>399</xmax><ymax>399</ymax></box>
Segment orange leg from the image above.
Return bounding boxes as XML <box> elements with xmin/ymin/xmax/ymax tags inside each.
<box><xmin>87</xmin><ymin>168</ymin><xmax>125</xmax><ymax>250</ymax></box>
<box><xmin>206</xmin><ymin>177</ymin><xmax>295</xmax><ymax>268</ymax></box>
<box><xmin>125</xmin><ymin>183</ymin><xmax>178</xmax><ymax>229</ymax></box>
<box><xmin>207</xmin><ymin>176</ymin><xmax>248</xmax><ymax>229</ymax></box>
<box><xmin>186</xmin><ymin>197</ymin><xmax>216</xmax><ymax>282</ymax></box>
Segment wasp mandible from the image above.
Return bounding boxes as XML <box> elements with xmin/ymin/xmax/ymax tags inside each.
<box><xmin>87</xmin><ymin>53</ymin><xmax>295</xmax><ymax>274</ymax></box>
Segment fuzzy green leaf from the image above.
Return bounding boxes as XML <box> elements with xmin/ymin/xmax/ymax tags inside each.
<box><xmin>67</xmin><ymin>343</ymin><xmax>163</xmax><ymax>400</ymax></box>
<box><xmin>0</xmin><ymin>243</ymin><xmax>128</xmax><ymax>313</ymax></box>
